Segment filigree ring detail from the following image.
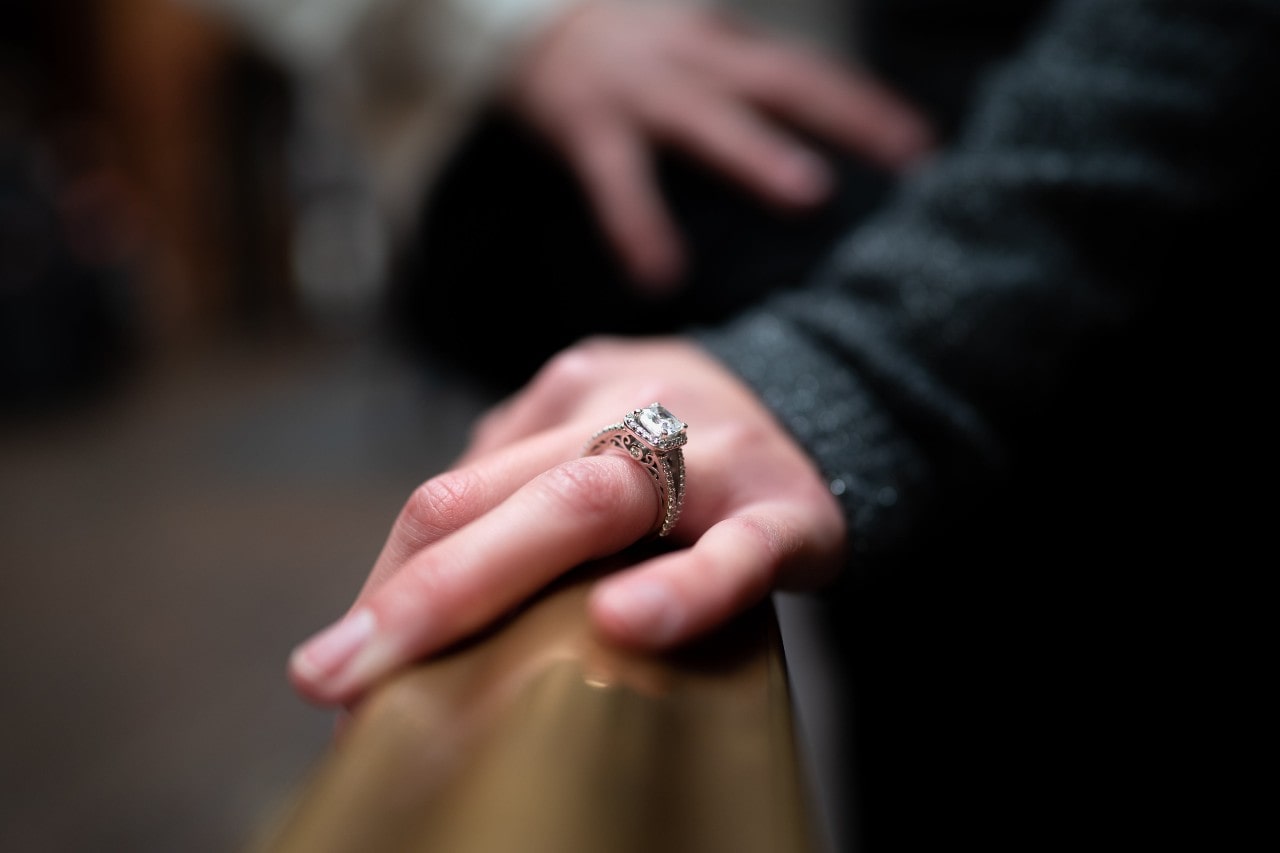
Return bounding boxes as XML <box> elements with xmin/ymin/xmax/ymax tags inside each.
<box><xmin>582</xmin><ymin>402</ymin><xmax>687</xmax><ymax>538</ymax></box>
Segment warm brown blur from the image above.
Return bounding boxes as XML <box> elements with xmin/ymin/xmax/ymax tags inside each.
<box><xmin>1</xmin><ymin>2</ymin><xmax>488</xmax><ymax>850</ymax></box>
<box><xmin>93</xmin><ymin>0</ymin><xmax>268</xmax><ymax>346</ymax></box>
<box><xmin>252</xmin><ymin>564</ymin><xmax>819</xmax><ymax>853</ymax></box>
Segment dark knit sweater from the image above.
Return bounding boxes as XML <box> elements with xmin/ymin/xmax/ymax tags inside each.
<box><xmin>696</xmin><ymin>0</ymin><xmax>1279</xmax><ymax>577</ymax></box>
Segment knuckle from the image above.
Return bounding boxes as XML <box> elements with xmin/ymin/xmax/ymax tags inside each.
<box><xmin>739</xmin><ymin>60</ymin><xmax>791</xmax><ymax>101</ymax></box>
<box><xmin>535</xmin><ymin>337</ymin><xmax>623</xmax><ymax>387</ymax></box>
<box><xmin>679</xmin><ymin>519</ymin><xmax>780</xmax><ymax>600</ymax></box>
<box><xmin>725</xmin><ymin>514</ymin><xmax>798</xmax><ymax>564</ymax></box>
<box><xmin>719</xmin><ymin>517</ymin><xmax>788</xmax><ymax>597</ymax></box>
<box><xmin>537</xmin><ymin>346</ymin><xmax>600</xmax><ymax>388</ymax></box>
<box><xmin>538</xmin><ymin>459</ymin><xmax>635</xmax><ymax>523</ymax></box>
<box><xmin>709</xmin><ymin>418</ymin><xmax>772</xmax><ymax>457</ymax></box>
<box><xmin>402</xmin><ymin>470</ymin><xmax>484</xmax><ymax>543</ymax></box>
<box><xmin>645</xmin><ymin>91</ymin><xmax>702</xmax><ymax>133</ymax></box>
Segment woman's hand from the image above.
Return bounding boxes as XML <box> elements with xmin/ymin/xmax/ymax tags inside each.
<box><xmin>504</xmin><ymin>0</ymin><xmax>932</xmax><ymax>288</ymax></box>
<box><xmin>288</xmin><ymin>337</ymin><xmax>847</xmax><ymax>707</ymax></box>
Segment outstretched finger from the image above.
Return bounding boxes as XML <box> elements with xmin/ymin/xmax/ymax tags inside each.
<box><xmin>289</xmin><ymin>454</ymin><xmax>659</xmax><ymax>705</ymax></box>
<box><xmin>565</xmin><ymin>117</ymin><xmax>684</xmax><ymax>288</ymax></box>
<box><xmin>644</xmin><ymin>86</ymin><xmax>834</xmax><ymax>208</ymax></box>
<box><xmin>696</xmin><ymin>35</ymin><xmax>934</xmax><ymax>170</ymax></box>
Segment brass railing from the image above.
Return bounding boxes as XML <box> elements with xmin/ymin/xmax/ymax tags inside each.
<box><xmin>251</xmin><ymin>556</ymin><xmax>822</xmax><ymax>853</ymax></box>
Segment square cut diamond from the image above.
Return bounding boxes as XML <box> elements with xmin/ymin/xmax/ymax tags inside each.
<box><xmin>631</xmin><ymin>403</ymin><xmax>686</xmax><ymax>445</ymax></box>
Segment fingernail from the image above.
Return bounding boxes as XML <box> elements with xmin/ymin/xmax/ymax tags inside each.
<box><xmin>290</xmin><ymin>608</ymin><xmax>377</xmax><ymax>688</ymax></box>
<box><xmin>596</xmin><ymin>579</ymin><xmax>681</xmax><ymax>645</ymax></box>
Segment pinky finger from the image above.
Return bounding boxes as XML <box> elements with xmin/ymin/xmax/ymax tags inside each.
<box><xmin>588</xmin><ymin>513</ymin><xmax>791</xmax><ymax>650</ymax></box>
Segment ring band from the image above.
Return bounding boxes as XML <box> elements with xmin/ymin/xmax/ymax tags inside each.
<box><xmin>582</xmin><ymin>402</ymin><xmax>687</xmax><ymax>538</ymax></box>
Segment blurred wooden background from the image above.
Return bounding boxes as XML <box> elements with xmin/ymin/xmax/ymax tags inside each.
<box><xmin>3</xmin><ymin>0</ymin><xmax>297</xmax><ymax>413</ymax></box>
<box><xmin>0</xmin><ymin>3</ymin><xmax>489</xmax><ymax>851</ymax></box>
<box><xmin>93</xmin><ymin>0</ymin><xmax>296</xmax><ymax>346</ymax></box>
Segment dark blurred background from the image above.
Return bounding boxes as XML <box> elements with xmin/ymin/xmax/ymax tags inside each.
<box><xmin>1</xmin><ymin>2</ymin><xmax>493</xmax><ymax>849</ymax></box>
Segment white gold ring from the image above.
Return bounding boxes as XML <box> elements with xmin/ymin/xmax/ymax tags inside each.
<box><xmin>582</xmin><ymin>402</ymin><xmax>687</xmax><ymax>537</ymax></box>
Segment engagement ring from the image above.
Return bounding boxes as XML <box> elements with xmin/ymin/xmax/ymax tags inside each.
<box><xmin>582</xmin><ymin>403</ymin><xmax>687</xmax><ymax>537</ymax></box>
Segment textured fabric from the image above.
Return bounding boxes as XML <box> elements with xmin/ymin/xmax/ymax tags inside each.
<box><xmin>682</xmin><ymin>9</ymin><xmax>1276</xmax><ymax>846</ymax></box>
<box><xmin>695</xmin><ymin>0</ymin><xmax>1280</xmax><ymax>578</ymax></box>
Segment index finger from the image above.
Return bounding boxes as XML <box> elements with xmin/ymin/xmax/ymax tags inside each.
<box><xmin>288</xmin><ymin>453</ymin><xmax>658</xmax><ymax>706</ymax></box>
<box><xmin>564</xmin><ymin>117</ymin><xmax>685</xmax><ymax>288</ymax></box>
<box><xmin>697</xmin><ymin>35</ymin><xmax>934</xmax><ymax>169</ymax></box>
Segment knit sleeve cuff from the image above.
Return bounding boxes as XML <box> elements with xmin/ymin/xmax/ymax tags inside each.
<box><xmin>693</xmin><ymin>307</ymin><xmax>937</xmax><ymax>573</ymax></box>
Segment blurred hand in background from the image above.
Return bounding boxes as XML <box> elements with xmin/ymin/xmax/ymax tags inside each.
<box><xmin>503</xmin><ymin>0</ymin><xmax>933</xmax><ymax>289</ymax></box>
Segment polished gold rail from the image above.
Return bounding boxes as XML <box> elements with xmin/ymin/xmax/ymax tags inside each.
<box><xmin>251</xmin><ymin>556</ymin><xmax>821</xmax><ymax>853</ymax></box>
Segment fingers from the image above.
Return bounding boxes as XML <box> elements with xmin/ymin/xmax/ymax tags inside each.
<box><xmin>691</xmin><ymin>28</ymin><xmax>934</xmax><ymax>170</ymax></box>
<box><xmin>360</xmin><ymin>425</ymin><xmax>580</xmax><ymax>595</ymax></box>
<box><xmin>507</xmin><ymin>0</ymin><xmax>935</xmax><ymax>291</ymax></box>
<box><xmin>566</xmin><ymin>42</ymin><xmax>930</xmax><ymax>261</ymax></box>
<box><xmin>461</xmin><ymin>348</ymin><xmax>600</xmax><ymax>462</ymax></box>
<box><xmin>760</xmin><ymin>57</ymin><xmax>935</xmax><ymax>170</ymax></box>
<box><xmin>289</xmin><ymin>454</ymin><xmax>659</xmax><ymax>705</ymax></box>
<box><xmin>589</xmin><ymin>506</ymin><xmax>823</xmax><ymax>650</ymax></box>
<box><xmin>644</xmin><ymin>85</ymin><xmax>833</xmax><ymax>207</ymax></box>
<box><xmin>563</xmin><ymin>118</ymin><xmax>684</xmax><ymax>289</ymax></box>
